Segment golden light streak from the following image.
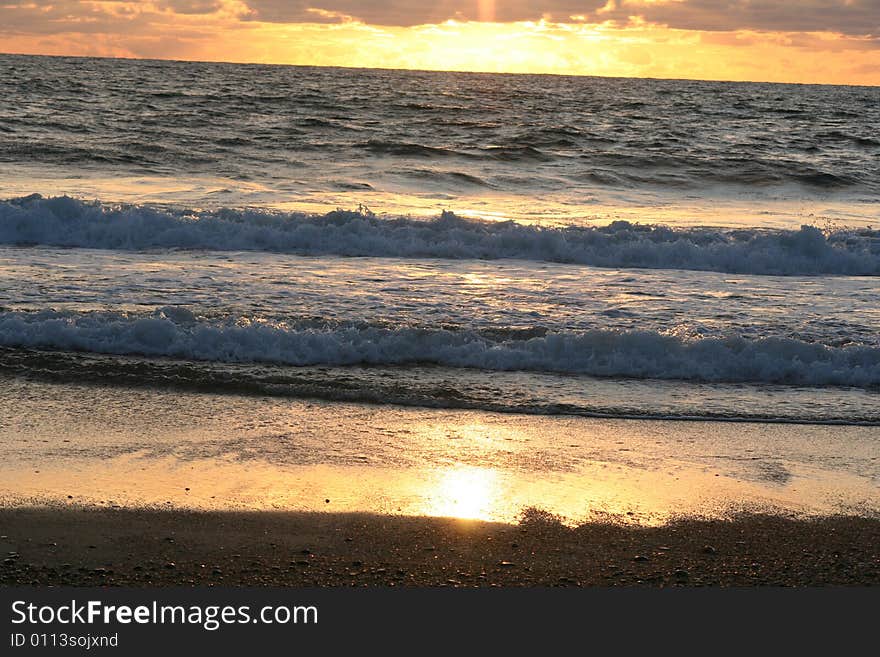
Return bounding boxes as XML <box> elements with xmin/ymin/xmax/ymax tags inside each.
<box><xmin>477</xmin><ymin>0</ymin><xmax>495</xmax><ymax>22</ymax></box>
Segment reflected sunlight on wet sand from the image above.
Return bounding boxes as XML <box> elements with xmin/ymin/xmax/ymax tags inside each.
<box><xmin>3</xmin><ymin>379</ymin><xmax>877</xmax><ymax>526</ymax></box>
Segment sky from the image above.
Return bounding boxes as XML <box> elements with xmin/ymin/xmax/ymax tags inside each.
<box><xmin>1</xmin><ymin>1</ymin><xmax>879</xmax><ymax>85</ymax></box>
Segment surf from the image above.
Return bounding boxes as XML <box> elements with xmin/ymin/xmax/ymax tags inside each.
<box><xmin>2</xmin><ymin>195</ymin><xmax>878</xmax><ymax>276</ymax></box>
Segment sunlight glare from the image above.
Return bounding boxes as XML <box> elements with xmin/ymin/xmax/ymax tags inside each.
<box><xmin>423</xmin><ymin>465</ymin><xmax>500</xmax><ymax>521</ymax></box>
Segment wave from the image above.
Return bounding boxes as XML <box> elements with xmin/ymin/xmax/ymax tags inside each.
<box><xmin>1</xmin><ymin>309</ymin><xmax>878</xmax><ymax>388</ymax></box>
<box><xmin>480</xmin><ymin>145</ymin><xmax>554</xmax><ymax>162</ymax></box>
<box><xmin>4</xmin><ymin>348</ymin><xmax>878</xmax><ymax>425</ymax></box>
<box><xmin>2</xmin><ymin>195</ymin><xmax>879</xmax><ymax>276</ymax></box>
<box><xmin>398</xmin><ymin>168</ymin><xmax>495</xmax><ymax>188</ymax></box>
<box><xmin>356</xmin><ymin>139</ymin><xmax>471</xmax><ymax>158</ymax></box>
<box><xmin>584</xmin><ymin>153</ymin><xmax>864</xmax><ymax>190</ymax></box>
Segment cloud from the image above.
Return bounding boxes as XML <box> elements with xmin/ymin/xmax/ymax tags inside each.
<box><xmin>2</xmin><ymin>1</ymin><xmax>878</xmax><ymax>37</ymax></box>
<box><xmin>2</xmin><ymin>4</ymin><xmax>878</xmax><ymax>84</ymax></box>
<box><xmin>239</xmin><ymin>1</ymin><xmax>880</xmax><ymax>37</ymax></box>
<box><xmin>0</xmin><ymin>1</ymin><xmax>878</xmax><ymax>85</ymax></box>
<box><xmin>156</xmin><ymin>1</ymin><xmax>223</xmax><ymax>14</ymax></box>
<box><xmin>0</xmin><ymin>1</ymin><xmax>252</xmax><ymax>35</ymax></box>
<box><xmin>605</xmin><ymin>0</ymin><xmax>880</xmax><ymax>37</ymax></box>
<box><xmin>240</xmin><ymin>1</ymin><xmax>606</xmax><ymax>26</ymax></box>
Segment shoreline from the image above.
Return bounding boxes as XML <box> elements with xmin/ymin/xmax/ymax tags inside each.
<box><xmin>4</xmin><ymin>377</ymin><xmax>878</xmax><ymax>526</ymax></box>
<box><xmin>1</xmin><ymin>507</ymin><xmax>877</xmax><ymax>586</ymax></box>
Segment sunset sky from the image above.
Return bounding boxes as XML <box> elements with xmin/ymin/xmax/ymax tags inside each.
<box><xmin>1</xmin><ymin>1</ymin><xmax>878</xmax><ymax>85</ymax></box>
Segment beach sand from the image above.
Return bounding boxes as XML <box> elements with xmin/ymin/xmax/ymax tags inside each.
<box><xmin>2</xmin><ymin>378</ymin><xmax>878</xmax><ymax>587</ymax></box>
<box><xmin>1</xmin><ymin>507</ymin><xmax>877</xmax><ymax>587</ymax></box>
<box><xmin>3</xmin><ymin>379</ymin><xmax>879</xmax><ymax>524</ymax></box>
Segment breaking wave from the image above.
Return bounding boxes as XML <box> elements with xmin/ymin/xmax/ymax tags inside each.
<box><xmin>2</xmin><ymin>195</ymin><xmax>879</xmax><ymax>276</ymax></box>
<box><xmin>1</xmin><ymin>309</ymin><xmax>878</xmax><ymax>387</ymax></box>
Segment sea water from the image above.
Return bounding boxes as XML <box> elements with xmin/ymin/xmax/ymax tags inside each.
<box><xmin>1</xmin><ymin>54</ymin><xmax>879</xmax><ymax>425</ymax></box>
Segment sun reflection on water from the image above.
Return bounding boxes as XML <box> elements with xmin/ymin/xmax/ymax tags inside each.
<box><xmin>420</xmin><ymin>465</ymin><xmax>501</xmax><ymax>521</ymax></box>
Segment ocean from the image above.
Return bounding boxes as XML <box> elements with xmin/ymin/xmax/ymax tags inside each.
<box><xmin>0</xmin><ymin>54</ymin><xmax>879</xmax><ymax>522</ymax></box>
<box><xmin>2</xmin><ymin>53</ymin><xmax>878</xmax><ymax>425</ymax></box>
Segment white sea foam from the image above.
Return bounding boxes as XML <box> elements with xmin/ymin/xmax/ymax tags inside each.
<box><xmin>1</xmin><ymin>195</ymin><xmax>878</xmax><ymax>275</ymax></box>
<box><xmin>2</xmin><ymin>309</ymin><xmax>878</xmax><ymax>387</ymax></box>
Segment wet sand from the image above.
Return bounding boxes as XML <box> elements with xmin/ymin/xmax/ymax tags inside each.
<box><xmin>1</xmin><ymin>507</ymin><xmax>877</xmax><ymax>586</ymax></box>
<box><xmin>4</xmin><ymin>379</ymin><xmax>879</xmax><ymax>526</ymax></box>
<box><xmin>3</xmin><ymin>379</ymin><xmax>878</xmax><ymax>587</ymax></box>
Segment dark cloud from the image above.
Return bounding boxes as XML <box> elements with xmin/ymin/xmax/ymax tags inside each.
<box><xmin>156</xmin><ymin>1</ymin><xmax>224</xmax><ymax>14</ymax></box>
<box><xmin>242</xmin><ymin>1</ymin><xmax>603</xmax><ymax>26</ymax></box>
<box><xmin>243</xmin><ymin>0</ymin><xmax>880</xmax><ymax>36</ymax></box>
<box><xmin>0</xmin><ymin>2</ymin><xmax>131</xmax><ymax>35</ymax></box>
<box><xmin>0</xmin><ymin>1</ymin><xmax>878</xmax><ymax>38</ymax></box>
<box><xmin>607</xmin><ymin>0</ymin><xmax>880</xmax><ymax>36</ymax></box>
<box><xmin>0</xmin><ymin>1</ymin><xmax>230</xmax><ymax>36</ymax></box>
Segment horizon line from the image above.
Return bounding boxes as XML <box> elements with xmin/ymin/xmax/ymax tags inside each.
<box><xmin>1</xmin><ymin>50</ymin><xmax>877</xmax><ymax>89</ymax></box>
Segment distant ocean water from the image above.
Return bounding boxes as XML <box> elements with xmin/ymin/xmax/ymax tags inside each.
<box><xmin>1</xmin><ymin>54</ymin><xmax>878</xmax><ymax>425</ymax></box>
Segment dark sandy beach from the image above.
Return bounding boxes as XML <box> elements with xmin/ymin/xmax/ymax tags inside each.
<box><xmin>1</xmin><ymin>507</ymin><xmax>877</xmax><ymax>587</ymax></box>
